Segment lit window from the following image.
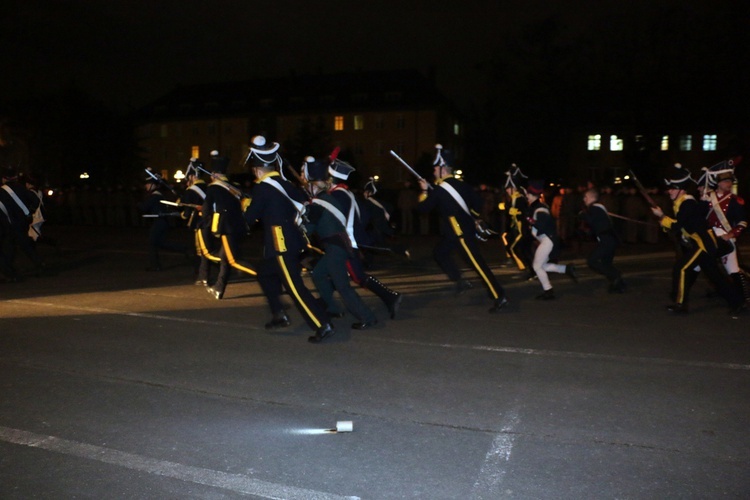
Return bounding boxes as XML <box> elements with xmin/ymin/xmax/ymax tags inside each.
<box><xmin>702</xmin><ymin>134</ymin><xmax>717</xmax><ymax>151</ymax></box>
<box><xmin>191</xmin><ymin>146</ymin><xmax>199</xmax><ymax>158</ymax></box>
<box><xmin>454</xmin><ymin>122</ymin><xmax>460</xmax><ymax>136</ymax></box>
<box><xmin>354</xmin><ymin>115</ymin><xmax>364</xmax><ymax>130</ymax></box>
<box><xmin>679</xmin><ymin>135</ymin><xmax>692</xmax><ymax>151</ymax></box>
<box><xmin>334</xmin><ymin>116</ymin><xmax>344</xmax><ymax>131</ymax></box>
<box><xmin>610</xmin><ymin>135</ymin><xmax>623</xmax><ymax>151</ymax></box>
<box><xmin>587</xmin><ymin>134</ymin><xmax>601</xmax><ymax>151</ymax></box>
<box><xmin>661</xmin><ymin>135</ymin><xmax>669</xmax><ymax>151</ymax></box>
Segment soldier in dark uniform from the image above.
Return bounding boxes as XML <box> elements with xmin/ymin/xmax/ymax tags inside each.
<box><xmin>201</xmin><ymin>151</ymin><xmax>252</xmax><ymax>299</ymax></box>
<box><xmin>416</xmin><ymin>144</ymin><xmax>508</xmax><ymax>312</ymax></box>
<box><xmin>243</xmin><ymin>136</ymin><xmax>334</xmax><ymax>343</ymax></box>
<box><xmin>139</xmin><ymin>169</ymin><xmax>187</xmax><ymax>271</ymax></box>
<box><xmin>1</xmin><ymin>166</ymin><xmax>44</xmax><ymax>277</ymax></box>
<box><xmin>502</xmin><ymin>164</ymin><xmax>534</xmax><ymax>278</ymax></box>
<box><xmin>581</xmin><ymin>188</ymin><xmax>625</xmax><ymax>293</ymax></box>
<box><xmin>327</xmin><ymin>158</ymin><xmax>403</xmax><ymax>319</ymax></box>
<box><xmin>304</xmin><ymin>158</ymin><xmax>378</xmax><ymax>329</ymax></box>
<box><xmin>650</xmin><ymin>164</ymin><xmax>744</xmax><ymax>314</ymax></box>
<box><xmin>360</xmin><ymin>176</ymin><xmax>409</xmax><ymax>265</ymax></box>
<box><xmin>179</xmin><ymin>158</ymin><xmax>210</xmax><ymax>285</ymax></box>
<box><xmin>525</xmin><ymin>179</ymin><xmax>578</xmax><ymax>300</ymax></box>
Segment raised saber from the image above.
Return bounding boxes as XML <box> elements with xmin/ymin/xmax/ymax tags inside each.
<box><xmin>389</xmin><ymin>150</ymin><xmax>432</xmax><ymax>190</ymax></box>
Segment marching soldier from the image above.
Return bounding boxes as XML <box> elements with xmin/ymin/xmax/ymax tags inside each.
<box><xmin>327</xmin><ymin>157</ymin><xmax>403</xmax><ymax>319</ymax></box>
<box><xmin>178</xmin><ymin>158</ymin><xmax>210</xmax><ymax>284</ymax></box>
<box><xmin>304</xmin><ymin>158</ymin><xmax>378</xmax><ymax>329</ymax></box>
<box><xmin>416</xmin><ymin>144</ymin><xmax>509</xmax><ymax>312</ymax></box>
<box><xmin>243</xmin><ymin>136</ymin><xmax>334</xmax><ymax>343</ymax></box>
<box><xmin>360</xmin><ymin>176</ymin><xmax>409</xmax><ymax>264</ymax></box>
<box><xmin>1</xmin><ymin>166</ymin><xmax>45</xmax><ymax>277</ymax></box>
<box><xmin>502</xmin><ymin>164</ymin><xmax>534</xmax><ymax>278</ymax></box>
<box><xmin>139</xmin><ymin>169</ymin><xmax>187</xmax><ymax>271</ymax></box>
<box><xmin>581</xmin><ymin>188</ymin><xmax>625</xmax><ymax>293</ymax></box>
<box><xmin>201</xmin><ymin>150</ymin><xmax>251</xmax><ymax>299</ymax></box>
<box><xmin>525</xmin><ymin>179</ymin><xmax>578</xmax><ymax>300</ymax></box>
<box><xmin>650</xmin><ymin>164</ymin><xmax>744</xmax><ymax>314</ymax></box>
<box><xmin>702</xmin><ymin>160</ymin><xmax>749</xmax><ymax>303</ymax></box>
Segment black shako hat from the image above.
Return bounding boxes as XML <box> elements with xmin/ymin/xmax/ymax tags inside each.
<box><xmin>304</xmin><ymin>157</ymin><xmax>330</xmax><ymax>182</ymax></box>
<box><xmin>329</xmin><ymin>158</ymin><xmax>355</xmax><ymax>181</ymax></box>
<box><xmin>186</xmin><ymin>157</ymin><xmax>204</xmax><ymax>177</ymax></box>
<box><xmin>432</xmin><ymin>143</ymin><xmax>455</xmax><ymax>168</ymax></box>
<box><xmin>246</xmin><ymin>135</ymin><xmax>281</xmax><ymax>169</ymax></box>
<box><xmin>210</xmin><ymin>150</ymin><xmax>230</xmax><ymax>174</ymax></box>
<box><xmin>364</xmin><ymin>177</ymin><xmax>379</xmax><ymax>194</ymax></box>
<box><xmin>663</xmin><ymin>163</ymin><xmax>695</xmax><ymax>190</ymax></box>
<box><xmin>503</xmin><ymin>163</ymin><xmax>528</xmax><ymax>189</ymax></box>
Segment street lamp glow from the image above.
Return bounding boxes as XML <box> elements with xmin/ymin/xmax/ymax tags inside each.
<box><xmin>79</xmin><ymin>172</ymin><xmax>90</xmax><ymax>179</ymax></box>
<box><xmin>174</xmin><ymin>169</ymin><xmax>185</xmax><ymax>182</ymax></box>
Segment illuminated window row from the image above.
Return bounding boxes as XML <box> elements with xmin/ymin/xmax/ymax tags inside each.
<box><xmin>587</xmin><ymin>134</ymin><xmax>718</xmax><ymax>152</ymax></box>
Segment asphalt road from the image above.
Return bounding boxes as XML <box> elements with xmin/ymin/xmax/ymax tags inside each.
<box><xmin>1</xmin><ymin>225</ymin><xmax>749</xmax><ymax>499</ymax></box>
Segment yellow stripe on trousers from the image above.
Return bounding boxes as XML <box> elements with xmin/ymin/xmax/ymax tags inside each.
<box><xmin>459</xmin><ymin>237</ymin><xmax>499</xmax><ymax>299</ymax></box>
<box><xmin>677</xmin><ymin>249</ymin><xmax>702</xmax><ymax>304</ymax></box>
<box><xmin>276</xmin><ymin>254</ymin><xmax>322</xmax><ymax>328</ymax></box>
<box><xmin>221</xmin><ymin>235</ymin><xmax>257</xmax><ymax>276</ymax></box>
<box><xmin>197</xmin><ymin>230</ymin><xmax>222</xmax><ymax>262</ymax></box>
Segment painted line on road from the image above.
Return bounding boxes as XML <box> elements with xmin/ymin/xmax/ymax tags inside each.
<box><xmin>0</xmin><ymin>426</ymin><xmax>359</xmax><ymax>500</ymax></box>
<box><xmin>373</xmin><ymin>338</ymin><xmax>750</xmax><ymax>371</ymax></box>
<box><xmin>6</xmin><ymin>299</ymin><xmax>261</xmax><ymax>331</ymax></box>
<box><xmin>471</xmin><ymin>408</ymin><xmax>520</xmax><ymax>498</ymax></box>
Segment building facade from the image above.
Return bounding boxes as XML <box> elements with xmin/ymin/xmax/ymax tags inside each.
<box><xmin>135</xmin><ymin>69</ymin><xmax>463</xmax><ymax>189</ymax></box>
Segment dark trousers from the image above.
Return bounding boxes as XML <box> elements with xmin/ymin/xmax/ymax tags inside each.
<box><xmin>672</xmin><ymin>247</ymin><xmax>741</xmax><ymax>307</ymax></box>
<box><xmin>256</xmin><ymin>252</ymin><xmax>329</xmax><ymax>330</ymax></box>
<box><xmin>149</xmin><ymin>220</ymin><xmax>186</xmax><ymax>268</ymax></box>
<box><xmin>434</xmin><ymin>235</ymin><xmax>505</xmax><ymax>300</ymax></box>
<box><xmin>587</xmin><ymin>235</ymin><xmax>621</xmax><ymax>283</ymax></box>
<box><xmin>213</xmin><ymin>232</ymin><xmax>244</xmax><ymax>292</ymax></box>
<box><xmin>313</xmin><ymin>245</ymin><xmax>375</xmax><ymax>322</ymax></box>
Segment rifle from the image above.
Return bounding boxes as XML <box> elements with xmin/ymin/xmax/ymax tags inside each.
<box><xmin>627</xmin><ymin>170</ymin><xmax>658</xmax><ymax>209</ymax></box>
<box><xmin>195</xmin><ymin>165</ymin><xmax>248</xmax><ymax>199</ymax></box>
<box><xmin>144</xmin><ymin>169</ymin><xmax>177</xmax><ymax>196</ymax></box>
<box><xmin>160</xmin><ymin>200</ymin><xmax>202</xmax><ymax>210</ymax></box>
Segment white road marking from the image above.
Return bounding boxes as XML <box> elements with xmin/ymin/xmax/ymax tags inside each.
<box><xmin>6</xmin><ymin>299</ymin><xmax>260</xmax><ymax>330</ymax></box>
<box><xmin>374</xmin><ymin>338</ymin><xmax>750</xmax><ymax>371</ymax></box>
<box><xmin>0</xmin><ymin>426</ymin><xmax>359</xmax><ymax>500</ymax></box>
<box><xmin>471</xmin><ymin>409</ymin><xmax>520</xmax><ymax>498</ymax></box>
<box><xmin>9</xmin><ymin>299</ymin><xmax>749</xmax><ymax>371</ymax></box>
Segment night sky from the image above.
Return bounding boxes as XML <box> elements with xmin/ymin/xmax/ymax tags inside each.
<box><xmin>5</xmin><ymin>0</ymin><xmax>744</xmax><ymax>114</ymax></box>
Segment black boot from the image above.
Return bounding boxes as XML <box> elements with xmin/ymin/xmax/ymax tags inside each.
<box><xmin>265</xmin><ymin>311</ymin><xmax>291</xmax><ymax>330</ymax></box>
<box><xmin>308</xmin><ymin>323</ymin><xmax>335</xmax><ymax>343</ymax></box>
<box><xmin>364</xmin><ymin>275</ymin><xmax>402</xmax><ymax>319</ymax></box>
<box><xmin>536</xmin><ymin>289</ymin><xmax>555</xmax><ymax>300</ymax></box>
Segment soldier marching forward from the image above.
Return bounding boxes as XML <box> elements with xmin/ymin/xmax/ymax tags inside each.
<box><xmin>581</xmin><ymin>188</ymin><xmax>625</xmax><ymax>293</ymax></box>
<box><xmin>650</xmin><ymin>164</ymin><xmax>744</xmax><ymax>314</ymax></box>
<box><xmin>417</xmin><ymin>144</ymin><xmax>508</xmax><ymax>312</ymax></box>
<box><xmin>525</xmin><ymin>180</ymin><xmax>578</xmax><ymax>300</ymax></box>
<box><xmin>243</xmin><ymin>136</ymin><xmax>334</xmax><ymax>343</ymax></box>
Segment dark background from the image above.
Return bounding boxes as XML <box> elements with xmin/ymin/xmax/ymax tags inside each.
<box><xmin>1</xmin><ymin>0</ymin><xmax>748</xmax><ymax>185</ymax></box>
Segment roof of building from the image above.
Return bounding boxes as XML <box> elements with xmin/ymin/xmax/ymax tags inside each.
<box><xmin>136</xmin><ymin>69</ymin><xmax>451</xmax><ymax>122</ymax></box>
